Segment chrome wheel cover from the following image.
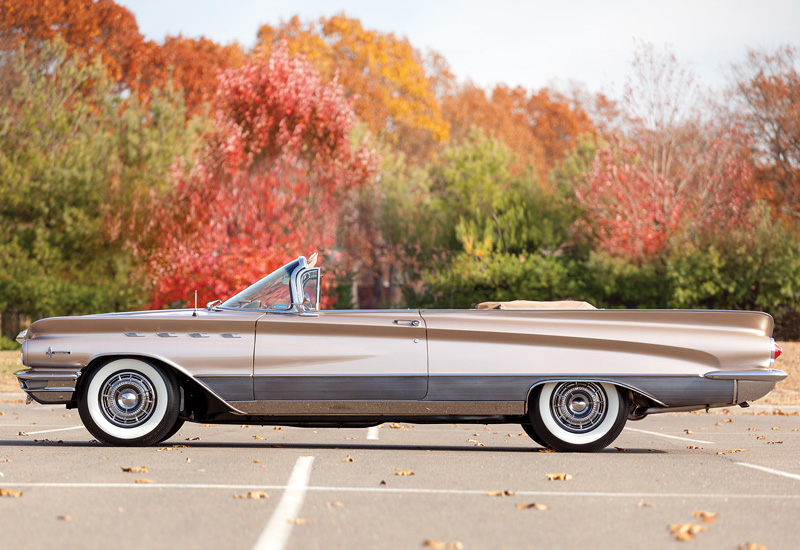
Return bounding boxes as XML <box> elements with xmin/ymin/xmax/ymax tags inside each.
<box><xmin>99</xmin><ymin>371</ymin><xmax>157</xmax><ymax>427</ymax></box>
<box><xmin>549</xmin><ymin>382</ymin><xmax>607</xmax><ymax>433</ymax></box>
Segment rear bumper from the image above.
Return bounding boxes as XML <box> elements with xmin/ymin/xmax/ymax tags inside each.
<box><xmin>15</xmin><ymin>369</ymin><xmax>80</xmax><ymax>405</ymax></box>
<box><xmin>703</xmin><ymin>369</ymin><xmax>787</xmax><ymax>403</ymax></box>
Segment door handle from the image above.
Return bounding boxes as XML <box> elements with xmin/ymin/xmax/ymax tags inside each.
<box><xmin>393</xmin><ymin>319</ymin><xmax>420</xmax><ymax>327</ymax></box>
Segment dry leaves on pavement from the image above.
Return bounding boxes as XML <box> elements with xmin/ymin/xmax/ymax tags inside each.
<box><xmin>546</xmin><ymin>473</ymin><xmax>572</xmax><ymax>481</ymax></box>
<box><xmin>423</xmin><ymin>540</ymin><xmax>463</xmax><ymax>549</ymax></box>
<box><xmin>693</xmin><ymin>510</ymin><xmax>720</xmax><ymax>523</ymax></box>
<box><xmin>669</xmin><ymin>523</ymin><xmax>707</xmax><ymax>541</ymax></box>
<box><xmin>0</xmin><ymin>488</ymin><xmax>22</xmax><ymax>498</ymax></box>
<box><xmin>637</xmin><ymin>502</ymin><xmax>655</xmax><ymax>508</ymax></box>
<box><xmin>516</xmin><ymin>502</ymin><xmax>548</xmax><ymax>510</ymax></box>
<box><xmin>121</xmin><ymin>466</ymin><xmax>147</xmax><ymax>473</ymax></box>
<box><xmin>343</xmin><ymin>456</ymin><xmax>355</xmax><ymax>462</ymax></box>
<box><xmin>394</xmin><ymin>469</ymin><xmax>414</xmax><ymax>476</ymax></box>
<box><xmin>134</xmin><ymin>479</ymin><xmax>153</xmax><ymax>484</ymax></box>
<box><xmin>234</xmin><ymin>491</ymin><xmax>269</xmax><ymax>499</ymax></box>
<box><xmin>739</xmin><ymin>543</ymin><xmax>768</xmax><ymax>550</ymax></box>
<box><xmin>252</xmin><ymin>435</ymin><xmax>266</xmax><ymax>440</ymax></box>
<box><xmin>184</xmin><ymin>437</ymin><xmax>200</xmax><ymax>441</ymax></box>
<box><xmin>686</xmin><ymin>446</ymin><xmax>704</xmax><ymax>450</ymax></box>
<box><xmin>57</xmin><ymin>515</ymin><xmax>72</xmax><ymax>521</ymax></box>
<box><xmin>684</xmin><ymin>429</ymin><xmax>695</xmax><ymax>434</ymax></box>
<box><xmin>486</xmin><ymin>490</ymin><xmax>516</xmax><ymax>497</ymax></box>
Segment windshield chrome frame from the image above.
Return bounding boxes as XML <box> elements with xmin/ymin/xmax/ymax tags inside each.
<box><xmin>216</xmin><ymin>255</ymin><xmax>318</xmax><ymax>315</ymax></box>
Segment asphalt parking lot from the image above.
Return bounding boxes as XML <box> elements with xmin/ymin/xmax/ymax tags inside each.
<box><xmin>1</xmin><ymin>398</ymin><xmax>798</xmax><ymax>550</ymax></box>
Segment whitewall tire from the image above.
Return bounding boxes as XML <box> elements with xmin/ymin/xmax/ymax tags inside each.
<box><xmin>78</xmin><ymin>358</ymin><xmax>181</xmax><ymax>446</ymax></box>
<box><xmin>529</xmin><ymin>381</ymin><xmax>628</xmax><ymax>452</ymax></box>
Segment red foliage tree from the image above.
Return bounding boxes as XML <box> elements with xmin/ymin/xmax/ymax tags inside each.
<box><xmin>147</xmin><ymin>42</ymin><xmax>379</xmax><ymax>308</ymax></box>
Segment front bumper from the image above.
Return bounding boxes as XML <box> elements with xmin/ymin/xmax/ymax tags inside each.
<box><xmin>703</xmin><ymin>368</ymin><xmax>787</xmax><ymax>403</ymax></box>
<box><xmin>15</xmin><ymin>369</ymin><xmax>80</xmax><ymax>405</ymax></box>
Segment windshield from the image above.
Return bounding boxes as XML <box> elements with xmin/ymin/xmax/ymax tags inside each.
<box><xmin>221</xmin><ymin>260</ymin><xmax>299</xmax><ymax>310</ymax></box>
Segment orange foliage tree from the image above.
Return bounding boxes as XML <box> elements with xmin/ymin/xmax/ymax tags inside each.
<box><xmin>0</xmin><ymin>0</ymin><xmax>149</xmax><ymax>87</ymax></box>
<box><xmin>141</xmin><ymin>35</ymin><xmax>245</xmax><ymax>116</ymax></box>
<box><xmin>442</xmin><ymin>83</ymin><xmax>595</xmax><ymax>175</ymax></box>
<box><xmin>257</xmin><ymin>14</ymin><xmax>448</xmax><ymax>161</ymax></box>
<box><xmin>147</xmin><ymin>43</ymin><xmax>379</xmax><ymax>308</ymax></box>
<box><xmin>733</xmin><ymin>45</ymin><xmax>800</xmax><ymax>219</ymax></box>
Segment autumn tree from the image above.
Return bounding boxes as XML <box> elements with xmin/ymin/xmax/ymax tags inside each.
<box><xmin>256</xmin><ymin>14</ymin><xmax>448</xmax><ymax>162</ymax></box>
<box><xmin>140</xmin><ymin>35</ymin><xmax>244</xmax><ymax>116</ymax></box>
<box><xmin>732</xmin><ymin>45</ymin><xmax>800</xmax><ymax>219</ymax></box>
<box><xmin>0</xmin><ymin>0</ymin><xmax>150</xmax><ymax>89</ymax></box>
<box><xmin>442</xmin><ymin>83</ymin><xmax>595</xmax><ymax>175</ymax></box>
<box><xmin>147</xmin><ymin>42</ymin><xmax>379</xmax><ymax>309</ymax></box>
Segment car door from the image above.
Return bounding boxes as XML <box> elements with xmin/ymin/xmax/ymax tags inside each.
<box><xmin>253</xmin><ymin>310</ymin><xmax>427</xmax><ymax>401</ymax></box>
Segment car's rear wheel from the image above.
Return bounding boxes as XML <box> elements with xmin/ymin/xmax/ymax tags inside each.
<box><xmin>78</xmin><ymin>358</ymin><xmax>180</xmax><ymax>446</ymax></box>
<box><xmin>519</xmin><ymin>422</ymin><xmax>548</xmax><ymax>448</ymax></box>
<box><xmin>528</xmin><ymin>381</ymin><xmax>628</xmax><ymax>452</ymax></box>
<box><xmin>158</xmin><ymin>418</ymin><xmax>186</xmax><ymax>443</ymax></box>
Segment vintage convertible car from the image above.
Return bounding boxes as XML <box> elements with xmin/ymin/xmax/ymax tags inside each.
<box><xmin>15</xmin><ymin>254</ymin><xmax>787</xmax><ymax>451</ymax></box>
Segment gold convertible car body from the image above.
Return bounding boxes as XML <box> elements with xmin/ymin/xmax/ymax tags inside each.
<box><xmin>15</xmin><ymin>254</ymin><xmax>787</xmax><ymax>451</ymax></box>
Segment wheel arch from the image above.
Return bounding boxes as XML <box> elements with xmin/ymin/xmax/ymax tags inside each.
<box><xmin>524</xmin><ymin>378</ymin><xmax>664</xmax><ymax>415</ymax></box>
<box><xmin>79</xmin><ymin>353</ymin><xmax>245</xmax><ymax>416</ymax></box>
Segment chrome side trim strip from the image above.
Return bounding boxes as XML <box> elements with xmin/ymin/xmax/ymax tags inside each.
<box><xmin>227</xmin><ymin>400</ymin><xmax>525</xmax><ymax>416</ymax></box>
<box><xmin>703</xmin><ymin>369</ymin><xmax>787</xmax><ymax>381</ymax></box>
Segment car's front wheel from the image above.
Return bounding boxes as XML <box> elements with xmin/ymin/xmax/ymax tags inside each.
<box><xmin>78</xmin><ymin>358</ymin><xmax>180</xmax><ymax>446</ymax></box>
<box><xmin>528</xmin><ymin>381</ymin><xmax>628</xmax><ymax>452</ymax></box>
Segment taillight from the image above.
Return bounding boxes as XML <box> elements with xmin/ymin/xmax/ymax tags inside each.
<box><xmin>772</xmin><ymin>339</ymin><xmax>782</xmax><ymax>361</ymax></box>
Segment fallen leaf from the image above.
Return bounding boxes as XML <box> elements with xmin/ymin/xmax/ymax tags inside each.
<box><xmin>546</xmin><ymin>473</ymin><xmax>572</xmax><ymax>481</ymax></box>
<box><xmin>326</xmin><ymin>501</ymin><xmax>345</xmax><ymax>507</ymax></box>
<box><xmin>134</xmin><ymin>479</ymin><xmax>153</xmax><ymax>484</ymax></box>
<box><xmin>723</xmin><ymin>418</ymin><xmax>734</xmax><ymax>423</ymax></box>
<box><xmin>423</xmin><ymin>540</ymin><xmax>463</xmax><ymax>549</ymax></box>
<box><xmin>516</xmin><ymin>502</ymin><xmax>548</xmax><ymax>510</ymax></box>
<box><xmin>121</xmin><ymin>467</ymin><xmax>147</xmax><ymax>473</ymax></box>
<box><xmin>686</xmin><ymin>446</ymin><xmax>704</xmax><ymax>450</ymax></box>
<box><xmin>486</xmin><ymin>490</ymin><xmax>516</xmax><ymax>497</ymax></box>
<box><xmin>739</xmin><ymin>543</ymin><xmax>768</xmax><ymax>550</ymax></box>
<box><xmin>684</xmin><ymin>429</ymin><xmax>695</xmax><ymax>434</ymax></box>
<box><xmin>379</xmin><ymin>480</ymin><xmax>387</xmax><ymax>486</ymax></box>
<box><xmin>506</xmin><ymin>433</ymin><xmax>515</xmax><ymax>437</ymax></box>
<box><xmin>253</xmin><ymin>459</ymin><xmax>262</xmax><ymax>463</ymax></box>
<box><xmin>637</xmin><ymin>501</ymin><xmax>655</xmax><ymax>508</ymax></box>
<box><xmin>17</xmin><ymin>432</ymin><xmax>28</xmax><ymax>436</ymax></box>
<box><xmin>389</xmin><ymin>423</ymin><xmax>401</xmax><ymax>429</ymax></box>
<box><xmin>0</xmin><ymin>411</ymin><xmax>4</xmax><ymax>416</ymax></box>
<box><xmin>184</xmin><ymin>437</ymin><xmax>200</xmax><ymax>441</ymax></box>
<box><xmin>394</xmin><ymin>469</ymin><xmax>414</xmax><ymax>476</ymax></box>
<box><xmin>756</xmin><ymin>436</ymin><xmax>766</xmax><ymax>440</ymax></box>
<box><xmin>748</xmin><ymin>427</ymin><xmax>758</xmax><ymax>431</ymax></box>
<box><xmin>234</xmin><ymin>491</ymin><xmax>269</xmax><ymax>499</ymax></box>
<box><xmin>185</xmin><ymin>457</ymin><xmax>191</xmax><ymax>464</ymax></box>
<box><xmin>343</xmin><ymin>455</ymin><xmax>355</xmax><ymax>462</ymax></box>
<box><xmin>253</xmin><ymin>435</ymin><xmax>266</xmax><ymax>440</ymax></box>
<box><xmin>615</xmin><ymin>447</ymin><xmax>627</xmax><ymax>452</ymax></box>
<box><xmin>0</xmin><ymin>488</ymin><xmax>22</xmax><ymax>498</ymax></box>
<box><xmin>472</xmin><ymin>433</ymin><xmax>480</xmax><ymax>436</ymax></box>
<box><xmin>290</xmin><ymin>518</ymin><xmax>309</xmax><ymax>525</ymax></box>
<box><xmin>669</xmin><ymin>523</ymin><xmax>707</xmax><ymax>541</ymax></box>
<box><xmin>538</xmin><ymin>448</ymin><xmax>555</xmax><ymax>453</ymax></box>
<box><xmin>273</xmin><ymin>427</ymin><xmax>282</xmax><ymax>430</ymax></box>
<box><xmin>693</xmin><ymin>510</ymin><xmax>720</xmax><ymax>523</ymax></box>
<box><xmin>57</xmin><ymin>515</ymin><xmax>71</xmax><ymax>521</ymax></box>
<box><xmin>772</xmin><ymin>427</ymin><xmax>781</xmax><ymax>430</ymax></box>
<box><xmin>765</xmin><ymin>441</ymin><xmax>783</xmax><ymax>444</ymax></box>
<box><xmin>101</xmin><ymin>457</ymin><xmax>109</xmax><ymax>460</ymax></box>
<box><xmin>62</xmin><ymin>414</ymin><xmax>72</xmax><ymax>418</ymax></box>
<box><xmin>727</xmin><ymin>449</ymin><xmax>748</xmax><ymax>453</ymax></box>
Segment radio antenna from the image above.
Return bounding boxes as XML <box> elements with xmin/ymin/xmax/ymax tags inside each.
<box><xmin>193</xmin><ymin>290</ymin><xmax>198</xmax><ymax>317</ymax></box>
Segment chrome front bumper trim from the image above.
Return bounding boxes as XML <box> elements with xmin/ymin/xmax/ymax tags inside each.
<box><xmin>15</xmin><ymin>369</ymin><xmax>80</xmax><ymax>405</ymax></box>
<box><xmin>703</xmin><ymin>369</ymin><xmax>787</xmax><ymax>382</ymax></box>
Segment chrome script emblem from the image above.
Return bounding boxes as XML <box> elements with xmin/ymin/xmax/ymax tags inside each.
<box><xmin>45</xmin><ymin>347</ymin><xmax>71</xmax><ymax>360</ymax></box>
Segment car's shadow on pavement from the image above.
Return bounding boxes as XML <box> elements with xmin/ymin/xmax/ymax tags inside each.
<box><xmin>0</xmin><ymin>439</ymin><xmax>666</xmax><ymax>453</ymax></box>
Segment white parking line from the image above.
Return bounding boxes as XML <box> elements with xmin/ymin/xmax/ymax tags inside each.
<box><xmin>252</xmin><ymin>455</ymin><xmax>315</xmax><ymax>550</ymax></box>
<box><xmin>736</xmin><ymin>462</ymin><xmax>800</xmax><ymax>482</ymax></box>
<box><xmin>624</xmin><ymin>427</ymin><xmax>714</xmax><ymax>444</ymax></box>
<box><xmin>4</xmin><ymin>482</ymin><xmax>800</xmax><ymax>500</ymax></box>
<box><xmin>367</xmin><ymin>426</ymin><xmax>380</xmax><ymax>440</ymax></box>
<box><xmin>22</xmin><ymin>426</ymin><xmax>84</xmax><ymax>436</ymax></box>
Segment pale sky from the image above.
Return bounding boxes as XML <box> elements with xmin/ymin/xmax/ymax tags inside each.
<box><xmin>118</xmin><ymin>0</ymin><xmax>800</xmax><ymax>96</ymax></box>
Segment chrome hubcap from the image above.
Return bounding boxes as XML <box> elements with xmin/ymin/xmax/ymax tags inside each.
<box><xmin>550</xmin><ymin>382</ymin><xmax>607</xmax><ymax>433</ymax></box>
<box><xmin>100</xmin><ymin>371</ymin><xmax>156</xmax><ymax>427</ymax></box>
